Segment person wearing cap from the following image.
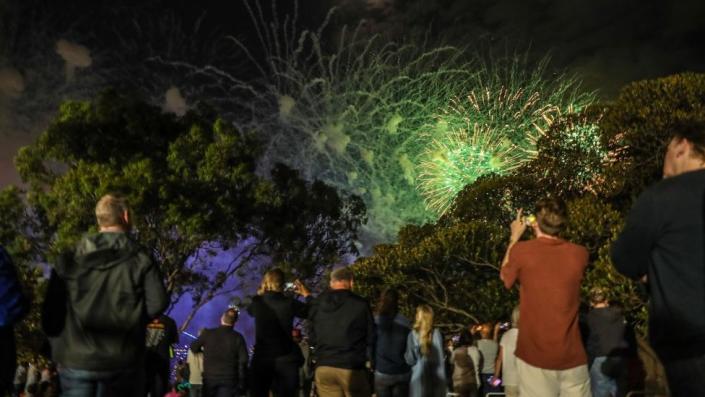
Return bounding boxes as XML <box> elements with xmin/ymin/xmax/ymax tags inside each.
<box><xmin>308</xmin><ymin>267</ymin><xmax>376</xmax><ymax>397</ymax></box>
<box><xmin>190</xmin><ymin>308</ymin><xmax>248</xmax><ymax>397</ymax></box>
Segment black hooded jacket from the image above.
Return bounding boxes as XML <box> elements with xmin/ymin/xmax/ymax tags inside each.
<box><xmin>308</xmin><ymin>289</ymin><xmax>376</xmax><ymax>370</ymax></box>
<box><xmin>44</xmin><ymin>232</ymin><xmax>168</xmax><ymax>370</ymax></box>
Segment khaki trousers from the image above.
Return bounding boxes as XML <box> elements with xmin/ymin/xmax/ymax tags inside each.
<box><xmin>315</xmin><ymin>366</ymin><xmax>371</xmax><ymax>397</ymax></box>
<box><xmin>516</xmin><ymin>358</ymin><xmax>591</xmax><ymax>397</ymax></box>
<box><xmin>504</xmin><ymin>385</ymin><xmax>519</xmax><ymax>397</ymax></box>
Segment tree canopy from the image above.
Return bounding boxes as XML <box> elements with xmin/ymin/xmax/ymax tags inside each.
<box><xmin>354</xmin><ymin>72</ymin><xmax>705</xmax><ymax>334</ymax></box>
<box><xmin>12</xmin><ymin>90</ymin><xmax>366</xmax><ymax>330</ymax></box>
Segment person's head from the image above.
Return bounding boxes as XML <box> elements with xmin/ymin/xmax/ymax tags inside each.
<box><xmin>329</xmin><ymin>266</ymin><xmax>354</xmax><ymax>290</ymax></box>
<box><xmin>457</xmin><ymin>328</ymin><xmax>474</xmax><ymax>347</ymax></box>
<box><xmin>377</xmin><ymin>288</ymin><xmax>399</xmax><ymax>317</ymax></box>
<box><xmin>663</xmin><ymin>118</ymin><xmax>705</xmax><ymax>178</ymax></box>
<box><xmin>220</xmin><ymin>308</ymin><xmax>238</xmax><ymax>327</ymax></box>
<box><xmin>413</xmin><ymin>304</ymin><xmax>435</xmax><ymax>356</ymax></box>
<box><xmin>259</xmin><ymin>268</ymin><xmax>285</xmax><ymax>294</ymax></box>
<box><xmin>95</xmin><ymin>194</ymin><xmax>130</xmax><ymax>231</ymax></box>
<box><xmin>511</xmin><ymin>305</ymin><xmax>520</xmax><ymax>329</ymax></box>
<box><xmin>589</xmin><ymin>286</ymin><xmax>609</xmax><ymax>307</ymax></box>
<box><xmin>532</xmin><ymin>197</ymin><xmax>567</xmax><ymax>237</ymax></box>
<box><xmin>478</xmin><ymin>323</ymin><xmax>492</xmax><ymax>339</ymax></box>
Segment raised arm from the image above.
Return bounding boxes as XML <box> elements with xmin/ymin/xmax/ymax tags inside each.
<box><xmin>500</xmin><ymin>209</ymin><xmax>526</xmax><ymax>288</ymax></box>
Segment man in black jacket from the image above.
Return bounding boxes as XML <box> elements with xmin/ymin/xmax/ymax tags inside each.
<box><xmin>308</xmin><ymin>267</ymin><xmax>375</xmax><ymax>397</ymax></box>
<box><xmin>190</xmin><ymin>308</ymin><xmax>248</xmax><ymax>397</ymax></box>
<box><xmin>612</xmin><ymin>119</ymin><xmax>705</xmax><ymax>395</ymax></box>
<box><xmin>44</xmin><ymin>194</ymin><xmax>169</xmax><ymax>397</ymax></box>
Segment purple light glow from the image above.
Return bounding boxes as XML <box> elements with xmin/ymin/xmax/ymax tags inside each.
<box><xmin>167</xmin><ymin>242</ymin><xmax>267</xmax><ymax>350</ymax></box>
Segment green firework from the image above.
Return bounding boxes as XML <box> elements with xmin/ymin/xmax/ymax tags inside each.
<box><xmin>418</xmin><ymin>57</ymin><xmax>596</xmax><ymax>215</ymax></box>
<box><xmin>201</xmin><ymin>2</ymin><xmax>598</xmax><ymax>242</ymax></box>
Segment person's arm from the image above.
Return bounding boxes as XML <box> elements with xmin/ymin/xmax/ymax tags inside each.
<box><xmin>499</xmin><ymin>210</ymin><xmax>526</xmax><ymax>288</ymax></box>
<box><xmin>611</xmin><ymin>191</ymin><xmax>658</xmax><ymax>279</ymax></box>
<box><xmin>236</xmin><ymin>333</ymin><xmax>248</xmax><ymax>392</ymax></box>
<box><xmin>494</xmin><ymin>345</ymin><xmax>504</xmax><ymax>379</ymax></box>
<box><xmin>142</xmin><ymin>254</ymin><xmax>169</xmax><ymax>318</ymax></box>
<box><xmin>493</xmin><ymin>323</ymin><xmax>501</xmax><ymax>342</ymax></box>
<box><xmin>366</xmin><ymin>302</ymin><xmax>377</xmax><ymax>369</ymax></box>
<box><xmin>307</xmin><ymin>297</ymin><xmax>318</xmax><ymax>358</ymax></box>
<box><xmin>468</xmin><ymin>346</ymin><xmax>481</xmax><ymax>386</ymax></box>
<box><xmin>292</xmin><ymin>296</ymin><xmax>310</xmax><ymax>319</ymax></box>
<box><xmin>169</xmin><ymin>316</ymin><xmax>179</xmax><ymax>345</ymax></box>
<box><xmin>190</xmin><ymin>333</ymin><xmax>205</xmax><ymax>353</ymax></box>
<box><xmin>404</xmin><ymin>331</ymin><xmax>418</xmax><ymax>367</ymax></box>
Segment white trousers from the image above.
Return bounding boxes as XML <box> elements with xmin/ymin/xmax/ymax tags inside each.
<box><xmin>516</xmin><ymin>357</ymin><xmax>591</xmax><ymax>397</ymax></box>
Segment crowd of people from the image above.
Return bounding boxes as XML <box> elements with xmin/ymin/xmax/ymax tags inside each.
<box><xmin>1</xmin><ymin>121</ymin><xmax>705</xmax><ymax>397</ymax></box>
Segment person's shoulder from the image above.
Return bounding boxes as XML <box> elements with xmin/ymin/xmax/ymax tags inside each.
<box><xmin>508</xmin><ymin>240</ymin><xmax>533</xmax><ymax>258</ymax></box>
<box><xmin>231</xmin><ymin>329</ymin><xmax>246</xmax><ymax>341</ymax></box>
<box><xmin>560</xmin><ymin>240</ymin><xmax>589</xmax><ymax>257</ymax></box>
<box><xmin>639</xmin><ymin>169</ymin><xmax>705</xmax><ymax>202</ymax></box>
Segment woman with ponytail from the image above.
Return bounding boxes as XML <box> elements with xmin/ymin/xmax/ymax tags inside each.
<box><xmin>404</xmin><ymin>304</ymin><xmax>447</xmax><ymax>397</ymax></box>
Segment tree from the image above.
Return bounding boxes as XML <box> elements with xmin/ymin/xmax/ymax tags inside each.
<box><xmin>0</xmin><ymin>186</ymin><xmax>45</xmax><ymax>361</ymax></box>
<box><xmin>14</xmin><ymin>90</ymin><xmax>365</xmax><ymax>330</ymax></box>
<box><xmin>600</xmin><ymin>72</ymin><xmax>705</xmax><ymax>202</ymax></box>
<box><xmin>356</xmin><ymin>73</ymin><xmax>705</xmax><ymax>339</ymax></box>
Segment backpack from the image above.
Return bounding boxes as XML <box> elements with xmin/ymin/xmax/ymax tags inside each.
<box><xmin>61</xmin><ymin>247</ymin><xmax>146</xmax><ymax>332</ymax></box>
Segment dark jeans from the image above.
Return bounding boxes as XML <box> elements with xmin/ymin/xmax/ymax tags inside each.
<box><xmin>662</xmin><ymin>353</ymin><xmax>705</xmax><ymax>397</ymax></box>
<box><xmin>203</xmin><ymin>379</ymin><xmax>238</xmax><ymax>397</ymax></box>
<box><xmin>59</xmin><ymin>367</ymin><xmax>144</xmax><ymax>397</ymax></box>
<box><xmin>0</xmin><ymin>326</ymin><xmax>16</xmax><ymax>397</ymax></box>
<box><xmin>479</xmin><ymin>373</ymin><xmax>501</xmax><ymax>396</ymax></box>
<box><xmin>250</xmin><ymin>356</ymin><xmax>300</xmax><ymax>397</ymax></box>
<box><xmin>374</xmin><ymin>372</ymin><xmax>409</xmax><ymax>397</ymax></box>
<box><xmin>190</xmin><ymin>384</ymin><xmax>203</xmax><ymax>397</ymax></box>
<box><xmin>145</xmin><ymin>357</ymin><xmax>169</xmax><ymax>397</ymax></box>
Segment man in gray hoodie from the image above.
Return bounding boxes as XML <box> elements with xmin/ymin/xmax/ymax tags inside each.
<box><xmin>43</xmin><ymin>194</ymin><xmax>168</xmax><ymax>397</ymax></box>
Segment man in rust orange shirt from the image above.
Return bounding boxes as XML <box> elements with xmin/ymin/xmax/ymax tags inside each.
<box><xmin>500</xmin><ymin>198</ymin><xmax>591</xmax><ymax>397</ymax></box>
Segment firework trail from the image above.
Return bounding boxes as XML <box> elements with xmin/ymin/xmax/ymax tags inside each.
<box><xmin>417</xmin><ymin>56</ymin><xmax>596</xmax><ymax>214</ymax></box>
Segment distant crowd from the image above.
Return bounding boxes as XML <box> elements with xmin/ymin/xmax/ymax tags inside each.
<box><xmin>2</xmin><ymin>120</ymin><xmax>705</xmax><ymax>397</ymax></box>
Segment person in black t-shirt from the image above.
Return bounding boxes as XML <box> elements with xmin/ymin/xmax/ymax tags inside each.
<box><xmin>585</xmin><ymin>287</ymin><xmax>626</xmax><ymax>397</ymax></box>
<box><xmin>612</xmin><ymin>119</ymin><xmax>705</xmax><ymax>396</ymax></box>
<box><xmin>190</xmin><ymin>308</ymin><xmax>248</xmax><ymax>397</ymax></box>
<box><xmin>145</xmin><ymin>314</ymin><xmax>179</xmax><ymax>397</ymax></box>
<box><xmin>247</xmin><ymin>268</ymin><xmax>311</xmax><ymax>397</ymax></box>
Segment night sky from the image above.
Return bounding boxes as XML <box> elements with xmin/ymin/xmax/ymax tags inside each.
<box><xmin>2</xmin><ymin>0</ymin><xmax>705</xmax><ymax>186</ymax></box>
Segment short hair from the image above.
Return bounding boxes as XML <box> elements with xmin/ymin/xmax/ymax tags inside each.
<box><xmin>221</xmin><ymin>308</ymin><xmax>238</xmax><ymax>326</ymax></box>
<box><xmin>95</xmin><ymin>194</ymin><xmax>129</xmax><ymax>227</ymax></box>
<box><xmin>260</xmin><ymin>268</ymin><xmax>285</xmax><ymax>293</ymax></box>
<box><xmin>458</xmin><ymin>329</ymin><xmax>474</xmax><ymax>346</ymax></box>
<box><xmin>534</xmin><ymin>197</ymin><xmax>567</xmax><ymax>236</ymax></box>
<box><xmin>330</xmin><ymin>266</ymin><xmax>354</xmax><ymax>282</ymax></box>
<box><xmin>670</xmin><ymin>118</ymin><xmax>705</xmax><ymax>160</ymax></box>
<box><xmin>377</xmin><ymin>288</ymin><xmax>399</xmax><ymax>317</ymax></box>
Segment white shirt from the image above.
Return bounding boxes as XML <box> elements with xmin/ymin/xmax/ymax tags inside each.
<box><xmin>500</xmin><ymin>328</ymin><xmax>519</xmax><ymax>386</ymax></box>
<box><xmin>187</xmin><ymin>350</ymin><xmax>204</xmax><ymax>385</ymax></box>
